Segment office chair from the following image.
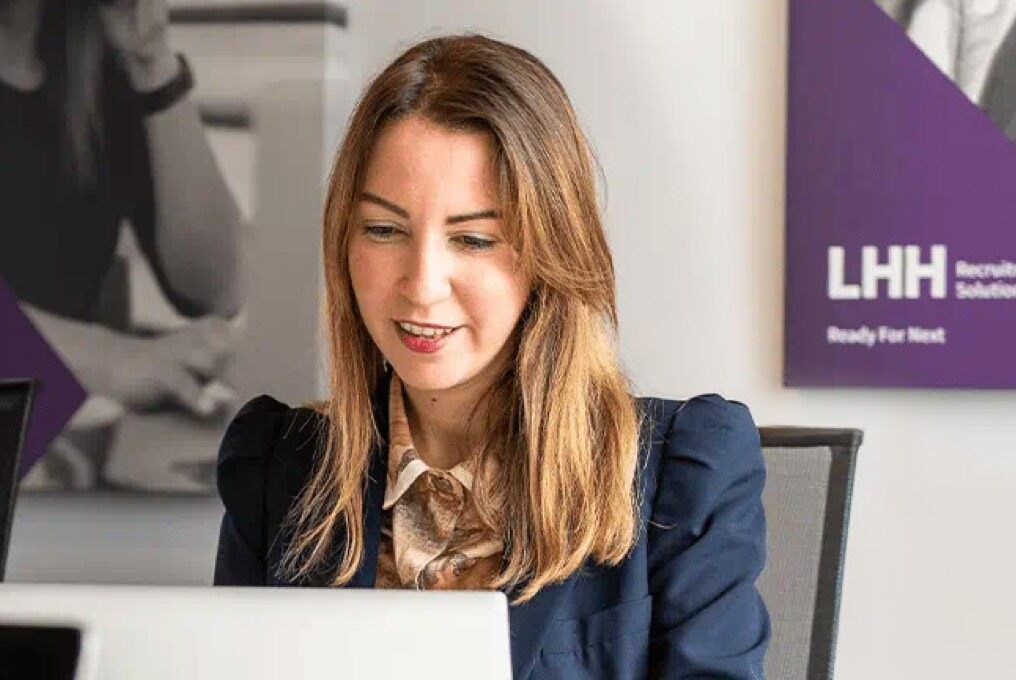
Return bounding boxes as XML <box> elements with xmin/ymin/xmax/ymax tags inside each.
<box><xmin>0</xmin><ymin>379</ymin><xmax>35</xmax><ymax>582</ymax></box>
<box><xmin>756</xmin><ymin>426</ymin><xmax>863</xmax><ymax>680</ymax></box>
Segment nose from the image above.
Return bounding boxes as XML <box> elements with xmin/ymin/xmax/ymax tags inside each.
<box><xmin>398</xmin><ymin>231</ymin><xmax>453</xmax><ymax>306</ymax></box>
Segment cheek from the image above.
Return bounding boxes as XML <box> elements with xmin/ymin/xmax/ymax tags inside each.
<box><xmin>465</xmin><ymin>265</ymin><xmax>530</xmax><ymax>337</ymax></box>
<box><xmin>348</xmin><ymin>245</ymin><xmax>390</xmax><ymax>315</ymax></box>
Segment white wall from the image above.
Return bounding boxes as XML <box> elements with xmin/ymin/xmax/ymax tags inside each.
<box><xmin>340</xmin><ymin>2</ymin><xmax>1016</xmax><ymax>679</ymax></box>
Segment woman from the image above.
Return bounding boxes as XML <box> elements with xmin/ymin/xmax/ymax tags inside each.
<box><xmin>0</xmin><ymin>0</ymin><xmax>242</xmax><ymax>421</ymax></box>
<box><xmin>214</xmin><ymin>34</ymin><xmax>770</xmax><ymax>678</ymax></box>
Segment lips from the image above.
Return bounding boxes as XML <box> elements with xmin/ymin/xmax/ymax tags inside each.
<box><xmin>395</xmin><ymin>320</ymin><xmax>459</xmax><ymax>337</ymax></box>
<box><xmin>395</xmin><ymin>319</ymin><xmax>456</xmax><ymax>329</ymax></box>
<box><xmin>394</xmin><ymin>321</ymin><xmax>459</xmax><ymax>354</ymax></box>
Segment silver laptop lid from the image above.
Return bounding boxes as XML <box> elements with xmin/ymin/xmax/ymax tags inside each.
<box><xmin>0</xmin><ymin>583</ymin><xmax>512</xmax><ymax>680</ymax></box>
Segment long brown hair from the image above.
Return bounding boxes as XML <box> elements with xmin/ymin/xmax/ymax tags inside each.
<box><xmin>34</xmin><ymin>0</ymin><xmax>106</xmax><ymax>190</ymax></box>
<box><xmin>281</xmin><ymin>33</ymin><xmax>644</xmax><ymax>604</ymax></box>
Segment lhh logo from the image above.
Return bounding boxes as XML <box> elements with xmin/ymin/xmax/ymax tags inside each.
<box><xmin>827</xmin><ymin>245</ymin><xmax>948</xmax><ymax>300</ymax></box>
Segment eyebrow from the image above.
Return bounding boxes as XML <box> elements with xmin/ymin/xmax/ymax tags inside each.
<box><xmin>359</xmin><ymin>191</ymin><xmax>500</xmax><ymax>224</ymax></box>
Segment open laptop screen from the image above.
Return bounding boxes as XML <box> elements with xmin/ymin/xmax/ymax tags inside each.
<box><xmin>0</xmin><ymin>379</ymin><xmax>35</xmax><ymax>581</ymax></box>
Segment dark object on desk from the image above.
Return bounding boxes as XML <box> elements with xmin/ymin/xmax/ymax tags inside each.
<box><xmin>0</xmin><ymin>379</ymin><xmax>35</xmax><ymax>581</ymax></box>
<box><xmin>0</xmin><ymin>623</ymin><xmax>83</xmax><ymax>680</ymax></box>
<box><xmin>756</xmin><ymin>426</ymin><xmax>863</xmax><ymax>680</ymax></box>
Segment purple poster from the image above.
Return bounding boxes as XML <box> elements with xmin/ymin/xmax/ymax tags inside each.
<box><xmin>786</xmin><ymin>0</ymin><xmax>1016</xmax><ymax>387</ymax></box>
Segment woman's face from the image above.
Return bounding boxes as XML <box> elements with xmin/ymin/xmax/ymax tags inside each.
<box><xmin>348</xmin><ymin>114</ymin><xmax>531</xmax><ymax>393</ymax></box>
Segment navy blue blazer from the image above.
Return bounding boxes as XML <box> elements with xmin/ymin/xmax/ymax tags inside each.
<box><xmin>213</xmin><ymin>367</ymin><xmax>770</xmax><ymax>679</ymax></box>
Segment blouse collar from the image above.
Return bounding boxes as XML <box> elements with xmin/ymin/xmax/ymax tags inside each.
<box><xmin>381</xmin><ymin>371</ymin><xmax>478</xmax><ymax>510</ymax></box>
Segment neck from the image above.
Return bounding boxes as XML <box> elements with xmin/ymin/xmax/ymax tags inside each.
<box><xmin>397</xmin><ymin>355</ymin><xmax>507</xmax><ymax>470</ymax></box>
<box><xmin>0</xmin><ymin>0</ymin><xmax>45</xmax><ymax>89</ymax></box>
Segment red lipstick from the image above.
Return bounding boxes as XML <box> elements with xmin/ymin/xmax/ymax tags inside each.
<box><xmin>394</xmin><ymin>321</ymin><xmax>459</xmax><ymax>354</ymax></box>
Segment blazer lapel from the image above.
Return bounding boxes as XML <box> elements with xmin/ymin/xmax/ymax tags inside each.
<box><xmin>980</xmin><ymin>17</ymin><xmax>1016</xmax><ymax>135</ymax></box>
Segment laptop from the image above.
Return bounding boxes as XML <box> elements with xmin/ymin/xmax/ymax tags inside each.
<box><xmin>0</xmin><ymin>583</ymin><xmax>513</xmax><ymax>679</ymax></box>
<box><xmin>0</xmin><ymin>379</ymin><xmax>35</xmax><ymax>581</ymax></box>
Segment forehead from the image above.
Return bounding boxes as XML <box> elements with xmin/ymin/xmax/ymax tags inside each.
<box><xmin>361</xmin><ymin>115</ymin><xmax>499</xmax><ymax>208</ymax></box>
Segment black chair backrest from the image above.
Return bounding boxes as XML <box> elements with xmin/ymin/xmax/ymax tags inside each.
<box><xmin>0</xmin><ymin>379</ymin><xmax>35</xmax><ymax>582</ymax></box>
<box><xmin>756</xmin><ymin>426</ymin><xmax>863</xmax><ymax>680</ymax></box>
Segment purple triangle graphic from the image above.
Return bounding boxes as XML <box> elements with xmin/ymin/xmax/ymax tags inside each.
<box><xmin>786</xmin><ymin>0</ymin><xmax>1016</xmax><ymax>387</ymax></box>
<box><xmin>0</xmin><ymin>279</ymin><xmax>87</xmax><ymax>477</ymax></box>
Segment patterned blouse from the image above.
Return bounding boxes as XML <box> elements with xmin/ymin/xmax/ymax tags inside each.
<box><xmin>374</xmin><ymin>372</ymin><xmax>504</xmax><ymax>590</ymax></box>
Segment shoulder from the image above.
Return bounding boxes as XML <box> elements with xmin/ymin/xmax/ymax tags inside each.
<box><xmin>216</xmin><ymin>395</ymin><xmax>325</xmax><ymax>539</ymax></box>
<box><xmin>636</xmin><ymin>393</ymin><xmax>764</xmax><ymax>524</ymax></box>
<box><xmin>637</xmin><ymin>392</ymin><xmax>759</xmax><ymax>463</ymax></box>
<box><xmin>217</xmin><ymin>395</ymin><xmax>288</xmax><ymax>460</ymax></box>
<box><xmin>217</xmin><ymin>395</ymin><xmax>324</xmax><ymax>466</ymax></box>
<box><xmin>217</xmin><ymin>395</ymin><xmax>285</xmax><ymax>483</ymax></box>
<box><xmin>662</xmin><ymin>393</ymin><xmax>757</xmax><ymax>453</ymax></box>
<box><xmin>633</xmin><ymin>395</ymin><xmax>770</xmax><ymax>673</ymax></box>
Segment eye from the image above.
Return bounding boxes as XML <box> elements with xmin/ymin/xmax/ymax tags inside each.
<box><xmin>455</xmin><ymin>234</ymin><xmax>497</xmax><ymax>251</ymax></box>
<box><xmin>363</xmin><ymin>224</ymin><xmax>403</xmax><ymax>240</ymax></box>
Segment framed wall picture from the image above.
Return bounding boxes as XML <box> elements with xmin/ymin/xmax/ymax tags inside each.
<box><xmin>786</xmin><ymin>0</ymin><xmax>1016</xmax><ymax>387</ymax></box>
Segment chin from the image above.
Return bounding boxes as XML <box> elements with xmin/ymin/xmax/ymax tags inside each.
<box><xmin>390</xmin><ymin>360</ymin><xmax>471</xmax><ymax>392</ymax></box>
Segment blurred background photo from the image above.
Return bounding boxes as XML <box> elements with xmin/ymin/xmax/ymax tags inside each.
<box><xmin>877</xmin><ymin>0</ymin><xmax>1016</xmax><ymax>140</ymax></box>
<box><xmin>1</xmin><ymin>0</ymin><xmax>341</xmax><ymax>493</ymax></box>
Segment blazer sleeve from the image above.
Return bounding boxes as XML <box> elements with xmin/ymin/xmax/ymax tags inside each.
<box><xmin>647</xmin><ymin>394</ymin><xmax>771</xmax><ymax>679</ymax></box>
<box><xmin>213</xmin><ymin>394</ymin><xmax>289</xmax><ymax>586</ymax></box>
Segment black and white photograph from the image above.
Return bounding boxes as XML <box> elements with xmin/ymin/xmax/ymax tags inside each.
<box><xmin>877</xmin><ymin>0</ymin><xmax>1016</xmax><ymax>139</ymax></box>
<box><xmin>1</xmin><ymin>0</ymin><xmax>343</xmax><ymax>492</ymax></box>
